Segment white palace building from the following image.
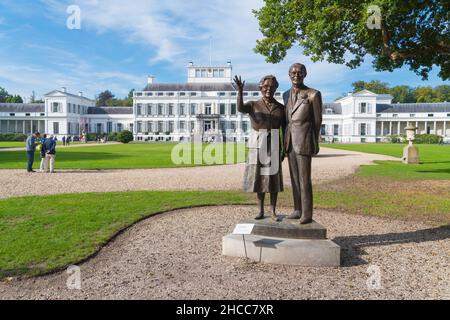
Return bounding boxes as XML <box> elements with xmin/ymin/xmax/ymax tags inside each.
<box><xmin>1</xmin><ymin>62</ymin><xmax>450</xmax><ymax>143</ymax></box>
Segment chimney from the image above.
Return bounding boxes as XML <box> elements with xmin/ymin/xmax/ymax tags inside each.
<box><xmin>188</xmin><ymin>62</ymin><xmax>194</xmax><ymax>67</ymax></box>
<box><xmin>227</xmin><ymin>61</ymin><xmax>232</xmax><ymax>67</ymax></box>
<box><xmin>61</xmin><ymin>87</ymin><xmax>67</xmax><ymax>93</ymax></box>
<box><xmin>147</xmin><ymin>76</ymin><xmax>155</xmax><ymax>85</ymax></box>
<box><xmin>78</xmin><ymin>91</ymin><xmax>83</xmax><ymax>97</ymax></box>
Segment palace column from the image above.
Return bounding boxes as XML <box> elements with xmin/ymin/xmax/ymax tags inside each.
<box><xmin>424</xmin><ymin>121</ymin><xmax>428</xmax><ymax>134</ymax></box>
<box><xmin>397</xmin><ymin>122</ymin><xmax>401</xmax><ymax>135</ymax></box>
<box><xmin>434</xmin><ymin>121</ymin><xmax>437</xmax><ymax>135</ymax></box>
<box><xmin>381</xmin><ymin>122</ymin><xmax>384</xmax><ymax>136</ymax></box>
<box><xmin>389</xmin><ymin>121</ymin><xmax>392</xmax><ymax>135</ymax></box>
<box><xmin>444</xmin><ymin>121</ymin><xmax>447</xmax><ymax>137</ymax></box>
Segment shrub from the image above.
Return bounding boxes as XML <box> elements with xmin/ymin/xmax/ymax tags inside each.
<box><xmin>117</xmin><ymin>130</ymin><xmax>134</xmax><ymax>144</ymax></box>
<box><xmin>107</xmin><ymin>132</ymin><xmax>119</xmax><ymax>142</ymax></box>
<box><xmin>386</xmin><ymin>134</ymin><xmax>406</xmax><ymax>143</ymax></box>
<box><xmin>414</xmin><ymin>134</ymin><xmax>442</xmax><ymax>144</ymax></box>
<box><xmin>0</xmin><ymin>133</ymin><xmax>27</xmax><ymax>141</ymax></box>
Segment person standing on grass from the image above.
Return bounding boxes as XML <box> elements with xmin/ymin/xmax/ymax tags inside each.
<box><xmin>44</xmin><ymin>135</ymin><xmax>57</xmax><ymax>173</ymax></box>
<box><xmin>25</xmin><ymin>132</ymin><xmax>40</xmax><ymax>173</ymax></box>
<box><xmin>66</xmin><ymin>136</ymin><xmax>71</xmax><ymax>146</ymax></box>
<box><xmin>62</xmin><ymin>136</ymin><xmax>66</xmax><ymax>146</ymax></box>
<box><xmin>39</xmin><ymin>134</ymin><xmax>48</xmax><ymax>173</ymax></box>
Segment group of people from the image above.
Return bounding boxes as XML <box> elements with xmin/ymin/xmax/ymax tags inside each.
<box><xmin>236</xmin><ymin>63</ymin><xmax>323</xmax><ymax>225</ymax></box>
<box><xmin>26</xmin><ymin>132</ymin><xmax>57</xmax><ymax>173</ymax></box>
<box><xmin>61</xmin><ymin>136</ymin><xmax>72</xmax><ymax>146</ymax></box>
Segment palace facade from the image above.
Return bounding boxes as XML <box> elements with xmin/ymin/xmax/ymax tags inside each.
<box><xmin>1</xmin><ymin>62</ymin><xmax>449</xmax><ymax>143</ymax></box>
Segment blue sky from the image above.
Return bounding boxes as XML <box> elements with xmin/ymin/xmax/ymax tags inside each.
<box><xmin>0</xmin><ymin>0</ymin><xmax>447</xmax><ymax>102</ymax></box>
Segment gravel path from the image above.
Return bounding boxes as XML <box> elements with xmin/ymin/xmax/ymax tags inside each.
<box><xmin>0</xmin><ymin>147</ymin><xmax>396</xmax><ymax>199</ymax></box>
<box><xmin>1</xmin><ymin>206</ymin><xmax>448</xmax><ymax>300</ymax></box>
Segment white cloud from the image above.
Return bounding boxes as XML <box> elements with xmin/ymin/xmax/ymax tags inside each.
<box><xmin>39</xmin><ymin>0</ymin><xmax>349</xmax><ymax>90</ymax></box>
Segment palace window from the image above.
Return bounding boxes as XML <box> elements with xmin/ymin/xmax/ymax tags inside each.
<box><xmin>169</xmin><ymin>121</ymin><xmax>174</xmax><ymax>132</ymax></box>
<box><xmin>428</xmin><ymin>114</ymin><xmax>434</xmax><ymax>117</ymax></box>
<box><xmin>334</xmin><ymin>124</ymin><xmax>339</xmax><ymax>136</ymax></box>
<box><xmin>169</xmin><ymin>104</ymin><xmax>174</xmax><ymax>116</ymax></box>
<box><xmin>146</xmin><ymin>92</ymin><xmax>153</xmax><ymax>97</ymax></box>
<box><xmin>137</xmin><ymin>121</ymin><xmax>143</xmax><ymax>133</ymax></box>
<box><xmin>158</xmin><ymin>121</ymin><xmax>164</xmax><ymax>132</ymax></box>
<box><xmin>137</xmin><ymin>104</ymin><xmax>142</xmax><ymax>115</ymax></box>
<box><xmin>52</xmin><ymin>102</ymin><xmax>60</xmax><ymax>113</ymax></box>
<box><xmin>147</xmin><ymin>104</ymin><xmax>153</xmax><ymax>116</ymax></box>
<box><xmin>219</xmin><ymin>69</ymin><xmax>224</xmax><ymax>77</ymax></box>
<box><xmin>157</xmin><ymin>92</ymin><xmax>164</xmax><ymax>96</ymax></box>
<box><xmin>179</xmin><ymin>104</ymin><xmax>185</xmax><ymax>116</ymax></box>
<box><xmin>320</xmin><ymin>124</ymin><xmax>326</xmax><ymax>135</ymax></box>
<box><xmin>158</xmin><ymin>104</ymin><xmax>164</xmax><ymax>115</ymax></box>
<box><xmin>180</xmin><ymin>92</ymin><xmax>186</xmax><ymax>96</ymax></box>
<box><xmin>231</xmin><ymin>92</ymin><xmax>237</xmax><ymax>96</ymax></box>
<box><xmin>219</xmin><ymin>104</ymin><xmax>226</xmax><ymax>115</ymax></box>
<box><xmin>218</xmin><ymin>92</ymin><xmax>226</xmax><ymax>97</ymax></box>
<box><xmin>393</xmin><ymin>114</ymin><xmax>398</xmax><ymax>118</ymax></box>
<box><xmin>205</xmin><ymin>104</ymin><xmax>212</xmax><ymax>115</ymax></box>
<box><xmin>9</xmin><ymin>113</ymin><xmax>15</xmax><ymax>116</ymax></box>
<box><xmin>410</xmin><ymin>114</ymin><xmax>416</xmax><ymax>117</ymax></box>
<box><xmin>359</xmin><ymin>103</ymin><xmax>367</xmax><ymax>113</ymax></box>
<box><xmin>252</xmin><ymin>92</ymin><xmax>259</xmax><ymax>97</ymax></box>
<box><xmin>360</xmin><ymin>123</ymin><xmax>367</xmax><ymax>136</ymax></box>
<box><xmin>53</xmin><ymin>122</ymin><xmax>60</xmax><ymax>134</ymax></box>
<box><xmin>180</xmin><ymin>121</ymin><xmax>186</xmax><ymax>131</ymax></box>
<box><xmin>168</xmin><ymin>92</ymin><xmax>175</xmax><ymax>97</ymax></box>
<box><xmin>190</xmin><ymin>103</ymin><xmax>197</xmax><ymax>115</ymax></box>
<box><xmin>26</xmin><ymin>113</ymin><xmax>31</xmax><ymax>116</ymax></box>
<box><xmin>230</xmin><ymin>103</ymin><xmax>237</xmax><ymax>115</ymax></box>
<box><xmin>230</xmin><ymin>121</ymin><xmax>236</xmax><ymax>131</ymax></box>
<box><xmin>190</xmin><ymin>92</ymin><xmax>197</xmax><ymax>97</ymax></box>
<box><xmin>107</xmin><ymin>122</ymin><xmax>113</xmax><ymax>133</ymax></box>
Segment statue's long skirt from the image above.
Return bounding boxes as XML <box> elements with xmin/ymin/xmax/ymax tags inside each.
<box><xmin>243</xmin><ymin>132</ymin><xmax>283</xmax><ymax>193</ymax></box>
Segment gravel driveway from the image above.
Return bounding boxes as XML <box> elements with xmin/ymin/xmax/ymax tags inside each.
<box><xmin>1</xmin><ymin>206</ymin><xmax>448</xmax><ymax>300</ymax></box>
<box><xmin>0</xmin><ymin>147</ymin><xmax>397</xmax><ymax>199</ymax></box>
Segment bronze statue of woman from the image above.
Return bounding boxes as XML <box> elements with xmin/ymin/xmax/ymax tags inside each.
<box><xmin>234</xmin><ymin>75</ymin><xmax>286</xmax><ymax>221</ymax></box>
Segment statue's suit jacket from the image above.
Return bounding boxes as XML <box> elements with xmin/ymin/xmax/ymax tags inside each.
<box><xmin>283</xmin><ymin>88</ymin><xmax>323</xmax><ymax>156</ymax></box>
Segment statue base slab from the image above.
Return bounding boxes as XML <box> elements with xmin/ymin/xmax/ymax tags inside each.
<box><xmin>223</xmin><ymin>218</ymin><xmax>341</xmax><ymax>267</ymax></box>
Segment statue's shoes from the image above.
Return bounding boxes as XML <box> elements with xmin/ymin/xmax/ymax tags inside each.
<box><xmin>254</xmin><ymin>213</ymin><xmax>265</xmax><ymax>220</ymax></box>
<box><xmin>300</xmin><ymin>217</ymin><xmax>313</xmax><ymax>225</ymax></box>
<box><xmin>286</xmin><ymin>212</ymin><xmax>301</xmax><ymax>219</ymax></box>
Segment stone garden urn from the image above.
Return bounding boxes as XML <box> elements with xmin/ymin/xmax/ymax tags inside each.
<box><xmin>403</xmin><ymin>123</ymin><xmax>420</xmax><ymax>164</ymax></box>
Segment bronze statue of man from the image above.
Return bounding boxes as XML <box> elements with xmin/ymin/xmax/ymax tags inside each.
<box><xmin>283</xmin><ymin>63</ymin><xmax>323</xmax><ymax>224</ymax></box>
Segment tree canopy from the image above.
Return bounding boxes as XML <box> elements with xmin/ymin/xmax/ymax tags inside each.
<box><xmin>350</xmin><ymin>81</ymin><xmax>450</xmax><ymax>103</ymax></box>
<box><xmin>0</xmin><ymin>87</ymin><xmax>24</xmax><ymax>103</ymax></box>
<box><xmin>254</xmin><ymin>0</ymin><xmax>450</xmax><ymax>80</ymax></box>
<box><xmin>96</xmin><ymin>89</ymin><xmax>134</xmax><ymax>107</ymax></box>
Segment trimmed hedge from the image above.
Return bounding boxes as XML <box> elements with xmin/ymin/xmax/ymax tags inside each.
<box><xmin>414</xmin><ymin>134</ymin><xmax>442</xmax><ymax>144</ymax></box>
<box><xmin>0</xmin><ymin>133</ymin><xmax>27</xmax><ymax>141</ymax></box>
<box><xmin>117</xmin><ymin>130</ymin><xmax>134</xmax><ymax>144</ymax></box>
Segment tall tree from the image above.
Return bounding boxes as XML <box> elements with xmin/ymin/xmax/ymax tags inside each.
<box><xmin>0</xmin><ymin>87</ymin><xmax>9</xmax><ymax>103</ymax></box>
<box><xmin>96</xmin><ymin>90</ymin><xmax>115</xmax><ymax>106</ymax></box>
<box><xmin>389</xmin><ymin>85</ymin><xmax>416</xmax><ymax>103</ymax></box>
<box><xmin>352</xmin><ymin>80</ymin><xmax>390</xmax><ymax>94</ymax></box>
<box><xmin>254</xmin><ymin>0</ymin><xmax>450</xmax><ymax>80</ymax></box>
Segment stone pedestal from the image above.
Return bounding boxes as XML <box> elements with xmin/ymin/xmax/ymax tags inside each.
<box><xmin>403</xmin><ymin>144</ymin><xmax>420</xmax><ymax>164</ymax></box>
<box><xmin>223</xmin><ymin>217</ymin><xmax>341</xmax><ymax>267</ymax></box>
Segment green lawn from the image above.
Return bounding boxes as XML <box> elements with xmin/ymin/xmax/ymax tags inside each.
<box><xmin>0</xmin><ymin>191</ymin><xmax>253</xmax><ymax>278</ymax></box>
<box><xmin>0</xmin><ymin>143</ymin><xmax>247</xmax><ymax>169</ymax></box>
<box><xmin>0</xmin><ymin>142</ymin><xmax>26</xmax><ymax>149</ymax></box>
<box><xmin>323</xmin><ymin>143</ymin><xmax>450</xmax><ymax>180</ymax></box>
